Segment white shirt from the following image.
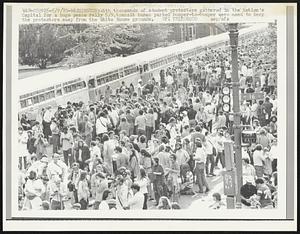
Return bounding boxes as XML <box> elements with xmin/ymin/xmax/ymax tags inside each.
<box><xmin>269</xmin><ymin>145</ymin><xmax>278</xmax><ymax>159</ymax></box>
<box><xmin>18</xmin><ymin>132</ymin><xmax>28</xmax><ymax>157</ymax></box>
<box><xmin>204</xmin><ymin>104</ymin><xmax>215</xmax><ymax>122</ymax></box>
<box><xmin>194</xmin><ymin>147</ymin><xmax>207</xmax><ymax>164</ymax></box>
<box><xmin>43</xmin><ymin>110</ymin><xmax>53</xmax><ymax>123</ymax></box>
<box><xmin>96</xmin><ymin>117</ymin><xmax>109</xmax><ymax>135</ymax></box>
<box><xmin>98</xmin><ymin>201</ymin><xmax>110</xmax><ymax>210</ymax></box>
<box><xmin>91</xmin><ymin>145</ymin><xmax>101</xmax><ymax>160</ymax></box>
<box><xmin>137</xmin><ymin>177</ymin><xmax>149</xmax><ymax>194</ymax></box>
<box><xmin>166</xmin><ymin>75</ymin><xmax>174</xmax><ymax>85</ymax></box>
<box><xmin>225</xmin><ymin>70</ymin><xmax>231</xmax><ymax>79</ymax></box>
<box><xmin>128</xmin><ymin>191</ymin><xmax>144</xmax><ymax>210</ymax></box>
<box><xmin>253</xmin><ymin>150</ymin><xmax>265</xmax><ymax>166</ymax></box>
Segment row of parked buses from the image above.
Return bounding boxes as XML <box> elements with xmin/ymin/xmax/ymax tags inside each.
<box><xmin>17</xmin><ymin>23</ymin><xmax>268</xmax><ymax>119</ymax></box>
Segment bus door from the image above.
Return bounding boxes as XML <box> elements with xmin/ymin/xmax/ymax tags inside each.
<box><xmin>87</xmin><ymin>76</ymin><xmax>96</xmax><ymax>102</ymax></box>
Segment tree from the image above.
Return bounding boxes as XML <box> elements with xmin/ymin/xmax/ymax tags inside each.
<box><xmin>63</xmin><ymin>24</ymin><xmax>118</xmax><ymax>66</ymax></box>
<box><xmin>105</xmin><ymin>24</ymin><xmax>142</xmax><ymax>56</ymax></box>
<box><xmin>19</xmin><ymin>24</ymin><xmax>77</xmax><ymax>69</ymax></box>
<box><xmin>135</xmin><ymin>24</ymin><xmax>174</xmax><ymax>52</ymax></box>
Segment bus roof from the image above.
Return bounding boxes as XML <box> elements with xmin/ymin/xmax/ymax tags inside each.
<box><xmin>17</xmin><ymin>56</ymin><xmax>136</xmax><ymax>95</ymax></box>
<box><xmin>124</xmin><ymin>47</ymin><xmax>175</xmax><ymax>63</ymax></box>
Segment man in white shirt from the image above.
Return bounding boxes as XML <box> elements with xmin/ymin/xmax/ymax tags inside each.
<box><xmin>204</xmin><ymin>102</ymin><xmax>215</xmax><ymax>132</ymax></box>
<box><xmin>215</xmin><ymin>129</ymin><xmax>225</xmax><ymax>169</ymax></box>
<box><xmin>96</xmin><ymin>112</ymin><xmax>109</xmax><ymax>136</ymax></box>
<box><xmin>126</xmin><ymin>183</ymin><xmax>144</xmax><ymax>210</ymax></box>
<box><xmin>43</xmin><ymin>106</ymin><xmax>54</xmax><ymax>140</ymax></box>
<box><xmin>47</xmin><ymin>153</ymin><xmax>68</xmax><ymax>182</ymax></box>
<box><xmin>166</xmin><ymin>73</ymin><xmax>174</xmax><ymax>93</ymax></box>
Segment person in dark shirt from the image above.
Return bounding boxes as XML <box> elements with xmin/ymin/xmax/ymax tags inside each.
<box><xmin>152</xmin><ymin>157</ymin><xmax>166</xmax><ymax>205</ymax></box>
<box><xmin>245</xmin><ymin>83</ymin><xmax>255</xmax><ymax>94</ymax></box>
<box><xmin>262</xmin><ymin>97</ymin><xmax>273</xmax><ymax>124</ymax></box>
<box><xmin>187</xmin><ymin>105</ymin><xmax>197</xmax><ymax>128</ymax></box>
<box><xmin>240</xmin><ymin>180</ymin><xmax>257</xmax><ymax>207</ymax></box>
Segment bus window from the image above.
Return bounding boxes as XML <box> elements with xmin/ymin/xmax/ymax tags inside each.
<box><xmin>50</xmin><ymin>91</ymin><xmax>55</xmax><ymax>99</ymax></box>
<box><xmin>143</xmin><ymin>64</ymin><xmax>149</xmax><ymax>72</ymax></box>
<box><xmin>88</xmin><ymin>79</ymin><xmax>95</xmax><ymax>88</ymax></box>
<box><xmin>119</xmin><ymin>71</ymin><xmax>124</xmax><ymax>78</ymax></box>
<box><xmin>32</xmin><ymin>96</ymin><xmax>39</xmax><ymax>104</ymax></box>
<box><xmin>56</xmin><ymin>89</ymin><xmax>62</xmax><ymax>96</ymax></box>
<box><xmin>82</xmin><ymin>81</ymin><xmax>86</xmax><ymax>88</ymax></box>
<box><xmin>45</xmin><ymin>92</ymin><xmax>51</xmax><ymax>100</ymax></box>
<box><xmin>39</xmin><ymin>94</ymin><xmax>45</xmax><ymax>102</ymax></box>
<box><xmin>64</xmin><ymin>86</ymin><xmax>71</xmax><ymax>93</ymax></box>
<box><xmin>20</xmin><ymin>100</ymin><xmax>26</xmax><ymax>108</ymax></box>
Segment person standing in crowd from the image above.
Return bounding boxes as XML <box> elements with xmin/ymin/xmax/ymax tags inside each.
<box><xmin>137</xmin><ymin>168</ymin><xmax>150</xmax><ymax>209</ymax></box>
<box><xmin>128</xmin><ymin>143</ymin><xmax>140</xmax><ymax>181</ymax></box>
<box><xmin>47</xmin><ymin>153</ymin><xmax>68</xmax><ymax>183</ymax></box>
<box><xmin>48</xmin><ymin>176</ymin><xmax>67</xmax><ymax>210</ymax></box>
<box><xmin>204</xmin><ymin>132</ymin><xmax>216</xmax><ymax>177</ymax></box>
<box><xmin>145</xmin><ymin>108</ymin><xmax>155</xmax><ymax>141</ymax></box>
<box><xmin>193</xmin><ymin>141</ymin><xmax>209</xmax><ymax>193</ymax></box>
<box><xmin>43</xmin><ymin>106</ymin><xmax>53</xmax><ymax>140</ymax></box>
<box><xmin>94</xmin><ymin>172</ymin><xmax>109</xmax><ymax>209</ymax></box>
<box><xmin>165</xmin><ymin>154</ymin><xmax>180</xmax><ymax>201</ymax></box>
<box><xmin>252</xmin><ymin>144</ymin><xmax>265</xmax><ymax>178</ymax></box>
<box><xmin>22</xmin><ymin>171</ymin><xmax>45</xmax><ymax>210</ymax></box>
<box><xmin>74</xmin><ymin>139</ymin><xmax>90</xmax><ymax>170</ymax></box>
<box><xmin>50</xmin><ymin>118</ymin><xmax>60</xmax><ymax>154</ymax></box>
<box><xmin>135</xmin><ymin>110</ymin><xmax>147</xmax><ymax>137</ymax></box>
<box><xmin>152</xmin><ymin>157</ymin><xmax>166</xmax><ymax>206</ymax></box>
<box><xmin>96</xmin><ymin>112</ymin><xmax>109</xmax><ymax>139</ymax></box>
<box><xmin>215</xmin><ymin>129</ymin><xmax>225</xmax><ymax>169</ymax></box>
<box><xmin>18</xmin><ymin>127</ymin><xmax>29</xmax><ymax>170</ymax></box>
<box><xmin>77</xmin><ymin>171</ymin><xmax>90</xmax><ymax>210</ymax></box>
<box><xmin>60</xmin><ymin>126</ymin><xmax>74</xmax><ymax>167</ymax></box>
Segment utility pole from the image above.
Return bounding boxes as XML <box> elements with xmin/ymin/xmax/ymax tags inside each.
<box><xmin>228</xmin><ymin>23</ymin><xmax>242</xmax><ymax>209</ymax></box>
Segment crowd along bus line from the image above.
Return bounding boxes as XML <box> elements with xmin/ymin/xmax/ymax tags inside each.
<box><xmin>17</xmin><ymin>23</ymin><xmax>268</xmax><ymax>120</ymax></box>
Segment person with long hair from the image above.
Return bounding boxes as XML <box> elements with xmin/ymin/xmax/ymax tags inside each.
<box><xmin>98</xmin><ymin>189</ymin><xmax>114</xmax><ymax>210</ymax></box>
<box><xmin>157</xmin><ymin>196</ymin><xmax>172</xmax><ymax>210</ymax></box>
<box><xmin>77</xmin><ymin>171</ymin><xmax>90</xmax><ymax>210</ymax></box>
<box><xmin>165</xmin><ymin>154</ymin><xmax>180</xmax><ymax>201</ymax></box>
<box><xmin>253</xmin><ymin>144</ymin><xmax>265</xmax><ymax>178</ymax></box>
<box><xmin>128</xmin><ymin>143</ymin><xmax>140</xmax><ymax>181</ymax></box>
<box><xmin>137</xmin><ymin>168</ymin><xmax>150</xmax><ymax>209</ymax></box>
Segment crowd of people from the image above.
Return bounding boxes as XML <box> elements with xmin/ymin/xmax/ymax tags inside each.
<box><xmin>18</xmin><ymin>24</ymin><xmax>278</xmax><ymax>211</ymax></box>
